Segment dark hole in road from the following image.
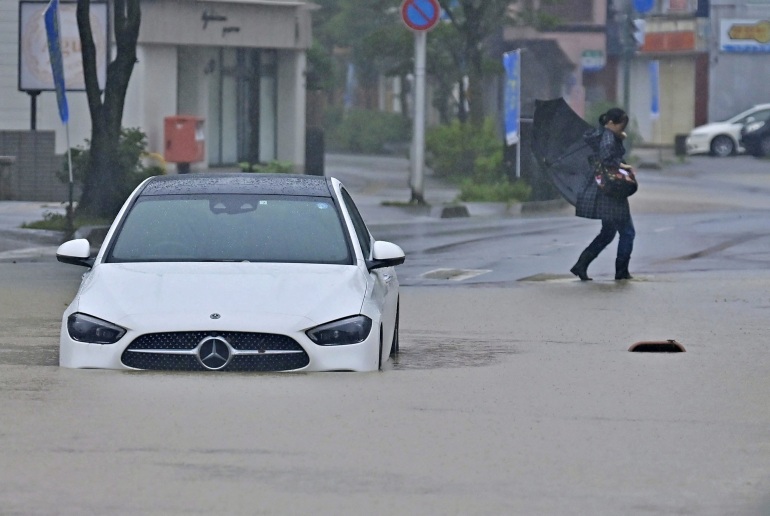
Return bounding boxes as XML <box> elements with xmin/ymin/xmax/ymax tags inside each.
<box><xmin>628</xmin><ymin>340</ymin><xmax>686</xmax><ymax>353</ymax></box>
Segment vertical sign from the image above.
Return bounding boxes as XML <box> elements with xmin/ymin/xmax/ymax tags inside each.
<box><xmin>649</xmin><ymin>60</ymin><xmax>660</xmax><ymax>119</ymax></box>
<box><xmin>44</xmin><ymin>0</ymin><xmax>74</xmax><ymax>215</ymax></box>
<box><xmin>503</xmin><ymin>50</ymin><xmax>521</xmax><ymax>145</ymax></box>
<box><xmin>44</xmin><ymin>0</ymin><xmax>68</xmax><ymax>123</ymax></box>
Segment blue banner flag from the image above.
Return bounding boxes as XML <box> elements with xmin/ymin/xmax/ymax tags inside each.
<box><xmin>649</xmin><ymin>60</ymin><xmax>660</xmax><ymax>120</ymax></box>
<box><xmin>44</xmin><ymin>0</ymin><xmax>69</xmax><ymax>123</ymax></box>
<box><xmin>503</xmin><ymin>50</ymin><xmax>521</xmax><ymax>145</ymax></box>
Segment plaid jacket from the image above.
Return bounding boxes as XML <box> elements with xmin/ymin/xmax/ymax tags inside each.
<box><xmin>576</xmin><ymin>127</ymin><xmax>631</xmax><ymax>222</ymax></box>
<box><xmin>575</xmin><ymin>180</ymin><xmax>631</xmax><ymax>221</ymax></box>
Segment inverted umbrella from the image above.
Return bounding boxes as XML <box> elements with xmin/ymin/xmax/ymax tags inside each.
<box><xmin>532</xmin><ymin>98</ymin><xmax>595</xmax><ymax>206</ymax></box>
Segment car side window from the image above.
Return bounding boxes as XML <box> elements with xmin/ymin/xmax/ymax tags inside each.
<box><xmin>340</xmin><ymin>188</ymin><xmax>372</xmax><ymax>258</ymax></box>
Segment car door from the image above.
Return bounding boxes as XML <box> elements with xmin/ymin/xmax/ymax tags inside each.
<box><xmin>338</xmin><ymin>187</ymin><xmax>398</xmax><ymax>354</ymax></box>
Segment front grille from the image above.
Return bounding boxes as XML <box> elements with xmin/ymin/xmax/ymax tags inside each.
<box><xmin>121</xmin><ymin>331</ymin><xmax>310</xmax><ymax>371</ymax></box>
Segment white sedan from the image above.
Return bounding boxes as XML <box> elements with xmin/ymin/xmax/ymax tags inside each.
<box><xmin>56</xmin><ymin>174</ymin><xmax>405</xmax><ymax>372</ymax></box>
<box><xmin>686</xmin><ymin>103</ymin><xmax>770</xmax><ymax>157</ymax></box>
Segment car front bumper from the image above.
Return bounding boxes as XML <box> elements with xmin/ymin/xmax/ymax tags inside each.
<box><xmin>59</xmin><ymin>319</ymin><xmax>383</xmax><ymax>372</ymax></box>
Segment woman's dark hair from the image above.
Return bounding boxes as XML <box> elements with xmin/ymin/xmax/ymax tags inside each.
<box><xmin>599</xmin><ymin>108</ymin><xmax>629</xmax><ymax>128</ymax></box>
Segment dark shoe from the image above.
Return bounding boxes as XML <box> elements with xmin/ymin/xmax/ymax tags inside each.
<box><xmin>615</xmin><ymin>257</ymin><xmax>633</xmax><ymax>280</ymax></box>
<box><xmin>570</xmin><ymin>249</ymin><xmax>596</xmax><ymax>281</ymax></box>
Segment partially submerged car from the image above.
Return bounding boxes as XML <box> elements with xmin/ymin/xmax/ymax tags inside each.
<box><xmin>57</xmin><ymin>174</ymin><xmax>405</xmax><ymax>372</ymax></box>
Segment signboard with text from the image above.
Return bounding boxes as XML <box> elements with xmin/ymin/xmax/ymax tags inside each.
<box><xmin>720</xmin><ymin>19</ymin><xmax>770</xmax><ymax>53</ymax></box>
<box><xmin>18</xmin><ymin>0</ymin><xmax>108</xmax><ymax>92</ymax></box>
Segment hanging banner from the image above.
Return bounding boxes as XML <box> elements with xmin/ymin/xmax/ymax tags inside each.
<box><xmin>503</xmin><ymin>50</ymin><xmax>521</xmax><ymax>146</ymax></box>
<box><xmin>44</xmin><ymin>0</ymin><xmax>69</xmax><ymax>123</ymax></box>
<box><xmin>649</xmin><ymin>60</ymin><xmax>660</xmax><ymax>119</ymax></box>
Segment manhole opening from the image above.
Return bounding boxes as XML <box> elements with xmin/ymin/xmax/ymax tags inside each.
<box><xmin>629</xmin><ymin>340</ymin><xmax>685</xmax><ymax>353</ymax></box>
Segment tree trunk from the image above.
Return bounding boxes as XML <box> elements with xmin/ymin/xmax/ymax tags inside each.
<box><xmin>76</xmin><ymin>0</ymin><xmax>141</xmax><ymax>218</ymax></box>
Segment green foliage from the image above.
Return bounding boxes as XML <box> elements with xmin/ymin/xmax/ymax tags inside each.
<box><xmin>426</xmin><ymin>117</ymin><xmax>530</xmax><ymax>203</ymax></box>
<box><xmin>306</xmin><ymin>42</ymin><xmax>337</xmax><ymax>92</ymax></box>
<box><xmin>325</xmin><ymin>108</ymin><xmax>411</xmax><ymax>154</ymax></box>
<box><xmin>426</xmin><ymin>118</ymin><xmax>500</xmax><ymax>181</ymax></box>
<box><xmin>457</xmin><ymin>179</ymin><xmax>531</xmax><ymax>204</ymax></box>
<box><xmin>60</xmin><ymin>127</ymin><xmax>164</xmax><ymax>206</ymax></box>
<box><xmin>240</xmin><ymin>160</ymin><xmax>295</xmax><ymax>173</ymax></box>
<box><xmin>22</xmin><ymin>211</ymin><xmax>110</xmax><ymax>231</ymax></box>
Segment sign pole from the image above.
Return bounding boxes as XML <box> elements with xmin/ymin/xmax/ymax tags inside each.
<box><xmin>401</xmin><ymin>0</ymin><xmax>439</xmax><ymax>205</ymax></box>
<box><xmin>410</xmin><ymin>30</ymin><xmax>427</xmax><ymax>204</ymax></box>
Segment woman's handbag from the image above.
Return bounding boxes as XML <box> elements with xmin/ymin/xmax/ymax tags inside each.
<box><xmin>588</xmin><ymin>155</ymin><xmax>638</xmax><ymax>199</ymax></box>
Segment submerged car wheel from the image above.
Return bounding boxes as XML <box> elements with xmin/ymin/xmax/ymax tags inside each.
<box><xmin>389</xmin><ymin>302</ymin><xmax>400</xmax><ymax>357</ymax></box>
<box><xmin>709</xmin><ymin>135</ymin><xmax>735</xmax><ymax>157</ymax></box>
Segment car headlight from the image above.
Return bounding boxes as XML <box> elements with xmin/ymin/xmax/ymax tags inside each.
<box><xmin>306</xmin><ymin>315</ymin><xmax>372</xmax><ymax>346</ymax></box>
<box><xmin>744</xmin><ymin>121</ymin><xmax>765</xmax><ymax>134</ymax></box>
<box><xmin>67</xmin><ymin>313</ymin><xmax>127</xmax><ymax>344</ymax></box>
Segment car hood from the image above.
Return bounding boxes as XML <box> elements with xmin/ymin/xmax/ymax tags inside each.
<box><xmin>73</xmin><ymin>262</ymin><xmax>368</xmax><ymax>331</ymax></box>
<box><xmin>690</xmin><ymin>121</ymin><xmax>739</xmax><ymax>136</ymax></box>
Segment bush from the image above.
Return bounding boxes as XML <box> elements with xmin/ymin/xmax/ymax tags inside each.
<box><xmin>240</xmin><ymin>160</ymin><xmax>294</xmax><ymax>173</ymax></box>
<box><xmin>59</xmin><ymin>127</ymin><xmax>165</xmax><ymax>203</ymax></box>
<box><xmin>426</xmin><ymin>118</ymin><xmax>504</xmax><ymax>182</ymax></box>
<box><xmin>457</xmin><ymin>179</ymin><xmax>531</xmax><ymax>204</ymax></box>
<box><xmin>325</xmin><ymin>108</ymin><xmax>411</xmax><ymax>154</ymax></box>
<box><xmin>425</xmin><ymin>117</ymin><xmax>531</xmax><ymax>203</ymax></box>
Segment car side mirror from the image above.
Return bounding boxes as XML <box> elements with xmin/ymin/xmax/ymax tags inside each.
<box><xmin>366</xmin><ymin>240</ymin><xmax>405</xmax><ymax>271</ymax></box>
<box><xmin>56</xmin><ymin>238</ymin><xmax>94</xmax><ymax>267</ymax></box>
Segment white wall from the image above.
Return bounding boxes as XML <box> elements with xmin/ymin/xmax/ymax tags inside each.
<box><xmin>276</xmin><ymin>49</ymin><xmax>306</xmax><ymax>170</ymax></box>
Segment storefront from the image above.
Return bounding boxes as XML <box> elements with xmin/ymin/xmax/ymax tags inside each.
<box><xmin>2</xmin><ymin>0</ymin><xmax>313</xmax><ymax>172</ymax></box>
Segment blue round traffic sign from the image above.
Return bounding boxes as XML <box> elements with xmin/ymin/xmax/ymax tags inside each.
<box><xmin>633</xmin><ymin>0</ymin><xmax>654</xmax><ymax>13</ymax></box>
<box><xmin>401</xmin><ymin>0</ymin><xmax>441</xmax><ymax>32</ymax></box>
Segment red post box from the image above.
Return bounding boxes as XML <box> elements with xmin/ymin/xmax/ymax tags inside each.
<box><xmin>164</xmin><ymin>116</ymin><xmax>205</xmax><ymax>172</ymax></box>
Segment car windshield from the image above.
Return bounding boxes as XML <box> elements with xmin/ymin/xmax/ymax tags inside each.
<box><xmin>106</xmin><ymin>194</ymin><xmax>353</xmax><ymax>264</ymax></box>
<box><xmin>728</xmin><ymin>108</ymin><xmax>770</xmax><ymax>124</ymax></box>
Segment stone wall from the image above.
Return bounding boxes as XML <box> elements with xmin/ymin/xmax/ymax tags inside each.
<box><xmin>0</xmin><ymin>131</ymin><xmax>72</xmax><ymax>202</ymax></box>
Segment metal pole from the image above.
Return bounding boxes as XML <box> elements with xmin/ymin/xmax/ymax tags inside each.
<box><xmin>410</xmin><ymin>30</ymin><xmax>427</xmax><ymax>204</ymax></box>
<box><xmin>29</xmin><ymin>91</ymin><xmax>41</xmax><ymax>131</ymax></box>
<box><xmin>65</xmin><ymin>122</ymin><xmax>74</xmax><ymax>235</ymax></box>
<box><xmin>515</xmin><ymin>52</ymin><xmax>521</xmax><ymax>179</ymax></box>
<box><xmin>622</xmin><ymin>0</ymin><xmax>632</xmax><ymax>113</ymax></box>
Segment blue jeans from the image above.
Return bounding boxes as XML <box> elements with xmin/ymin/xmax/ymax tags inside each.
<box><xmin>585</xmin><ymin>217</ymin><xmax>635</xmax><ymax>261</ymax></box>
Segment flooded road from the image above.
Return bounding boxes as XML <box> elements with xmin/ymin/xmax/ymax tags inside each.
<box><xmin>2</xmin><ymin>261</ymin><xmax>770</xmax><ymax>515</ymax></box>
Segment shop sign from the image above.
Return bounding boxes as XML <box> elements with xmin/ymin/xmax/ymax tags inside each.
<box><xmin>720</xmin><ymin>19</ymin><xmax>770</xmax><ymax>53</ymax></box>
<box><xmin>581</xmin><ymin>50</ymin><xmax>605</xmax><ymax>71</ymax></box>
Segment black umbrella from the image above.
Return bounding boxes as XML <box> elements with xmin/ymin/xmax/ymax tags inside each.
<box><xmin>531</xmin><ymin>98</ymin><xmax>595</xmax><ymax>206</ymax></box>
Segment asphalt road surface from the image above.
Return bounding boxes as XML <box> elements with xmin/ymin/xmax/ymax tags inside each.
<box><xmin>0</xmin><ymin>154</ymin><xmax>769</xmax><ymax>515</ymax></box>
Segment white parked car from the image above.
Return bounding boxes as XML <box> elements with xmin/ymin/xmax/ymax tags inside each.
<box><xmin>685</xmin><ymin>103</ymin><xmax>770</xmax><ymax>157</ymax></box>
<box><xmin>56</xmin><ymin>174</ymin><xmax>405</xmax><ymax>372</ymax></box>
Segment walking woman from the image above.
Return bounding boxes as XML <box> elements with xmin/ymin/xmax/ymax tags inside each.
<box><xmin>571</xmin><ymin>107</ymin><xmax>636</xmax><ymax>281</ymax></box>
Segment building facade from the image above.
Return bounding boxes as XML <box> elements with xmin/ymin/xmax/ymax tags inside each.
<box><xmin>707</xmin><ymin>0</ymin><xmax>770</xmax><ymax>122</ymax></box>
<box><xmin>2</xmin><ymin>0</ymin><xmax>313</xmax><ymax>174</ymax></box>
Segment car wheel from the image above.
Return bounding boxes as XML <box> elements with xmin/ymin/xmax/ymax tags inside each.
<box><xmin>378</xmin><ymin>326</ymin><xmax>383</xmax><ymax>371</ymax></box>
<box><xmin>389</xmin><ymin>301</ymin><xmax>400</xmax><ymax>358</ymax></box>
<box><xmin>760</xmin><ymin>136</ymin><xmax>770</xmax><ymax>157</ymax></box>
<box><xmin>709</xmin><ymin>135</ymin><xmax>735</xmax><ymax>157</ymax></box>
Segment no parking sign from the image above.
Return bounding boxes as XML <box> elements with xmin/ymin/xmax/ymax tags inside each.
<box><xmin>401</xmin><ymin>0</ymin><xmax>441</xmax><ymax>32</ymax></box>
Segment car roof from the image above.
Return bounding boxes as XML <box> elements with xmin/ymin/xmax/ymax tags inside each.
<box><xmin>138</xmin><ymin>173</ymin><xmax>334</xmax><ymax>197</ymax></box>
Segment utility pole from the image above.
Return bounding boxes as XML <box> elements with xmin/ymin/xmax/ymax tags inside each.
<box><xmin>622</xmin><ymin>0</ymin><xmax>633</xmax><ymax>113</ymax></box>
